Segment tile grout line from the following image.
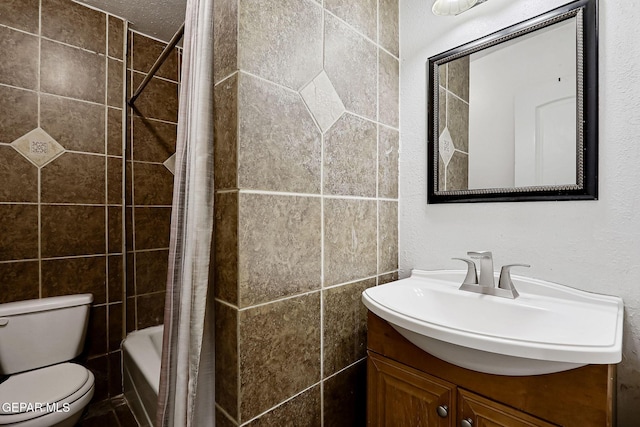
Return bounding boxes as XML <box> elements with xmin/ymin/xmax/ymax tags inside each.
<box><xmin>103</xmin><ymin>13</ymin><xmax>112</xmax><ymax>373</ymax></box>
<box><xmin>376</xmin><ymin>0</ymin><xmax>381</xmax><ymax>285</ymax></box>
<box><xmin>235</xmin><ymin>1</ymin><xmax>241</xmax><ymax>420</ymax></box>
<box><xmin>37</xmin><ymin>0</ymin><xmax>42</xmax><ymax>299</ymax></box>
<box><xmin>121</xmin><ymin>19</ymin><xmax>130</xmax><ymax>343</ymax></box>
<box><xmin>319</xmin><ymin>5</ymin><xmax>326</xmax><ymax>422</ymax></box>
<box><xmin>129</xmin><ymin>29</ymin><xmax>139</xmax><ymax>330</ymax></box>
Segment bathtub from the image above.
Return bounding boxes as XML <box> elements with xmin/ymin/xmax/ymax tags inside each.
<box><xmin>122</xmin><ymin>325</ymin><xmax>163</xmax><ymax>427</ymax></box>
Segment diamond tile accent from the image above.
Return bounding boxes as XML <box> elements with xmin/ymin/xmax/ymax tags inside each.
<box><xmin>163</xmin><ymin>153</ymin><xmax>176</xmax><ymax>175</ymax></box>
<box><xmin>11</xmin><ymin>128</ymin><xmax>64</xmax><ymax>167</ymax></box>
<box><xmin>300</xmin><ymin>71</ymin><xmax>345</xmax><ymax>132</ymax></box>
<box><xmin>439</xmin><ymin>127</ymin><xmax>454</xmax><ymax>166</ymax></box>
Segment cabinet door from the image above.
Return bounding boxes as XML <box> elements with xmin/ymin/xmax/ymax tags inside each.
<box><xmin>368</xmin><ymin>352</ymin><xmax>455</xmax><ymax>427</ymax></box>
<box><xmin>458</xmin><ymin>389</ymin><xmax>558</xmax><ymax>427</ymax></box>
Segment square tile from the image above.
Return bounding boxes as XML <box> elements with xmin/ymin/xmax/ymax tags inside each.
<box><xmin>214</xmin><ymin>73</ymin><xmax>238</xmax><ymax>190</ymax></box>
<box><xmin>0</xmin><ymin>145</ymin><xmax>38</xmax><ymax>202</ymax></box>
<box><xmin>246</xmin><ymin>385</ymin><xmax>321</xmax><ymax>427</ymax></box>
<box><xmin>378</xmin><ymin>126</ymin><xmax>399</xmax><ymax>199</ymax></box>
<box><xmin>300</xmin><ymin>71</ymin><xmax>345</xmax><ymax>133</ymax></box>
<box><xmin>325</xmin><ymin>0</ymin><xmax>377</xmax><ymax>40</ymax></box>
<box><xmin>11</xmin><ymin>127</ymin><xmax>65</xmax><ymax>167</ymax></box>
<box><xmin>42</xmin><ymin>256</ymin><xmax>107</xmax><ymax>304</ymax></box>
<box><xmin>41</xmin><ymin>205</ymin><xmax>106</xmax><ymax>258</ymax></box>
<box><xmin>0</xmin><ymin>261</ymin><xmax>39</xmax><ymax>303</ymax></box>
<box><xmin>132</xmin><ymin>162</ymin><xmax>174</xmax><ymax>205</ymax></box>
<box><xmin>238</xmin><ymin>193</ymin><xmax>321</xmax><ymax>307</ymax></box>
<box><xmin>324</xmin><ymin>113</ymin><xmax>377</xmax><ymax>197</ymax></box>
<box><xmin>323</xmin><ymin>361</ymin><xmax>367</xmax><ymax>427</ymax></box>
<box><xmin>0</xmin><ymin>0</ymin><xmax>39</xmax><ymax>33</ymax></box>
<box><xmin>133</xmin><ymin>207</ymin><xmax>172</xmax><ymax>250</ymax></box>
<box><xmin>132</xmin><ymin>33</ymin><xmax>179</xmax><ymax>81</ymax></box>
<box><xmin>41</xmin><ymin>0</ymin><xmax>106</xmax><ymax>54</ymax></box>
<box><xmin>86</xmin><ymin>305</ymin><xmax>108</xmax><ymax>357</ymax></box>
<box><xmin>108</xmin><ymin>58</ymin><xmax>124</xmax><ymax>108</ymax></box>
<box><xmin>324</xmin><ymin>13</ymin><xmax>377</xmax><ymax>120</ymax></box>
<box><xmin>131</xmin><ymin>73</ymin><xmax>179</xmax><ymax>122</ymax></box>
<box><xmin>238</xmin><ymin>0</ymin><xmax>322</xmax><ymax>90</ymax></box>
<box><xmin>136</xmin><ymin>292</ymin><xmax>165</xmax><ymax>328</ymax></box>
<box><xmin>41</xmin><ymin>152</ymin><xmax>105</xmax><ymax>203</ymax></box>
<box><xmin>324</xmin><ymin>198</ymin><xmax>377</xmax><ymax>286</ymax></box>
<box><xmin>108</xmin><ymin>16</ymin><xmax>125</xmax><ymax>60</ymax></box>
<box><xmin>214</xmin><ymin>0</ymin><xmax>238</xmax><ymax>84</ymax></box>
<box><xmin>378</xmin><ymin>201</ymin><xmax>398</xmax><ymax>273</ymax></box>
<box><xmin>40</xmin><ymin>39</ymin><xmax>106</xmax><ymax>104</ymax></box>
<box><xmin>108</xmin><ymin>207</ymin><xmax>123</xmax><ymax>254</ymax></box>
<box><xmin>214</xmin><ymin>191</ymin><xmax>238</xmax><ymax>305</ymax></box>
<box><xmin>323</xmin><ymin>279</ymin><xmax>374</xmax><ymax>376</ymax></box>
<box><xmin>215</xmin><ymin>301</ymin><xmax>238</xmax><ymax>420</ymax></box>
<box><xmin>239</xmin><ymin>292</ymin><xmax>321</xmax><ymax>422</ymax></box>
<box><xmin>107</xmin><ymin>108</ymin><xmax>124</xmax><ymax>156</ymax></box>
<box><xmin>0</xmin><ymin>86</ymin><xmax>37</xmax><ymax>144</ymax></box>
<box><xmin>41</xmin><ymin>94</ymin><xmax>106</xmax><ymax>154</ymax></box>
<box><xmin>379</xmin><ymin>0</ymin><xmax>399</xmax><ymax>57</ymax></box>
<box><xmin>0</xmin><ymin>204</ymin><xmax>38</xmax><ymax>261</ymax></box>
<box><xmin>135</xmin><ymin>250</ymin><xmax>169</xmax><ymax>295</ymax></box>
<box><xmin>379</xmin><ymin>49</ymin><xmax>399</xmax><ymax>128</ymax></box>
<box><xmin>131</xmin><ymin>117</ymin><xmax>177</xmax><ymax>162</ymax></box>
<box><xmin>238</xmin><ymin>73</ymin><xmax>321</xmax><ymax>193</ymax></box>
<box><xmin>0</xmin><ymin>26</ymin><xmax>38</xmax><ymax>90</ymax></box>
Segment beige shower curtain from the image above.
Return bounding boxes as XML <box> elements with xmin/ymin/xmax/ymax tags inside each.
<box><xmin>156</xmin><ymin>0</ymin><xmax>216</xmax><ymax>425</ymax></box>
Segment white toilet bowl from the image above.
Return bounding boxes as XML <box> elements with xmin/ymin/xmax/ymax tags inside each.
<box><xmin>0</xmin><ymin>363</ymin><xmax>94</xmax><ymax>427</ymax></box>
<box><xmin>0</xmin><ymin>295</ymin><xmax>95</xmax><ymax>427</ymax></box>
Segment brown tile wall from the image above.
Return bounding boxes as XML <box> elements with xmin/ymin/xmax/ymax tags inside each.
<box><xmin>0</xmin><ymin>0</ymin><xmax>126</xmax><ymax>405</ymax></box>
<box><xmin>213</xmin><ymin>0</ymin><xmax>399</xmax><ymax>424</ymax></box>
<box><xmin>125</xmin><ymin>31</ymin><xmax>180</xmax><ymax>333</ymax></box>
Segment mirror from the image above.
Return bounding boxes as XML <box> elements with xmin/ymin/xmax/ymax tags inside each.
<box><xmin>427</xmin><ymin>0</ymin><xmax>598</xmax><ymax>203</ymax></box>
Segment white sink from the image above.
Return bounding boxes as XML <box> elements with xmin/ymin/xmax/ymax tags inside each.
<box><xmin>362</xmin><ymin>270</ymin><xmax>623</xmax><ymax>376</ymax></box>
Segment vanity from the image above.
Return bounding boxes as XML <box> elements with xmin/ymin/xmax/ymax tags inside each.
<box><xmin>362</xmin><ymin>267</ymin><xmax>623</xmax><ymax>426</ymax></box>
<box><xmin>366</xmin><ymin>312</ymin><xmax>615</xmax><ymax>426</ymax></box>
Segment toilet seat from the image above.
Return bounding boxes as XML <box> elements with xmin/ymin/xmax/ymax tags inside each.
<box><xmin>0</xmin><ymin>363</ymin><xmax>95</xmax><ymax>426</ymax></box>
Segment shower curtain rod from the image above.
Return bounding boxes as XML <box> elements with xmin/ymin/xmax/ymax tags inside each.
<box><xmin>128</xmin><ymin>22</ymin><xmax>185</xmax><ymax>106</ymax></box>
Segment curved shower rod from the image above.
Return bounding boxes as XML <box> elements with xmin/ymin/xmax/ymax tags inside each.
<box><xmin>128</xmin><ymin>22</ymin><xmax>185</xmax><ymax>106</ymax></box>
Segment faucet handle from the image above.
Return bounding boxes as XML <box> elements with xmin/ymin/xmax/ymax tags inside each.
<box><xmin>452</xmin><ymin>258</ymin><xmax>478</xmax><ymax>285</ymax></box>
<box><xmin>498</xmin><ymin>264</ymin><xmax>530</xmax><ymax>296</ymax></box>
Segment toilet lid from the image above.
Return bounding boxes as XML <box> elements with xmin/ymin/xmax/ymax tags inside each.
<box><xmin>0</xmin><ymin>363</ymin><xmax>90</xmax><ymax>415</ymax></box>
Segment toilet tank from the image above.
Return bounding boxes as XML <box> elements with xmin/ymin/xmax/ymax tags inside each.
<box><xmin>0</xmin><ymin>294</ymin><xmax>93</xmax><ymax>375</ymax></box>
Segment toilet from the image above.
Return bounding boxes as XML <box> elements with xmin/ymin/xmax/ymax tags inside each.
<box><xmin>0</xmin><ymin>294</ymin><xmax>95</xmax><ymax>427</ymax></box>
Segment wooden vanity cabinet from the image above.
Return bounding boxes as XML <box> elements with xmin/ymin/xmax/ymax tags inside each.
<box><xmin>368</xmin><ymin>352</ymin><xmax>455</xmax><ymax>426</ymax></box>
<box><xmin>367</xmin><ymin>313</ymin><xmax>616</xmax><ymax>427</ymax></box>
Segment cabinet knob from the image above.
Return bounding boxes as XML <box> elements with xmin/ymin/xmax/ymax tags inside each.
<box><xmin>461</xmin><ymin>418</ymin><xmax>474</xmax><ymax>427</ymax></box>
<box><xmin>436</xmin><ymin>405</ymin><xmax>448</xmax><ymax>417</ymax></box>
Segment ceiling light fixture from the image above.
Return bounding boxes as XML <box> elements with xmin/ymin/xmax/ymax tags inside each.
<box><xmin>432</xmin><ymin>0</ymin><xmax>487</xmax><ymax>16</ymax></box>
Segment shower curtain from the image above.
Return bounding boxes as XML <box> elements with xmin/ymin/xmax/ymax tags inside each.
<box><xmin>156</xmin><ymin>0</ymin><xmax>216</xmax><ymax>425</ymax></box>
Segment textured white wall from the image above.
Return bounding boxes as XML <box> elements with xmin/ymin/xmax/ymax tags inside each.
<box><xmin>399</xmin><ymin>0</ymin><xmax>640</xmax><ymax>423</ymax></box>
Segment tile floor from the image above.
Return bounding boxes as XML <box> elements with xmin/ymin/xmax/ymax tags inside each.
<box><xmin>79</xmin><ymin>396</ymin><xmax>138</xmax><ymax>427</ymax></box>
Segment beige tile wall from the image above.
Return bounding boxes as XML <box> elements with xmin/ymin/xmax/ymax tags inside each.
<box><xmin>213</xmin><ymin>0</ymin><xmax>399</xmax><ymax>424</ymax></box>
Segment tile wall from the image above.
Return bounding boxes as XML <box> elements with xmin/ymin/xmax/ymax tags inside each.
<box><xmin>0</xmin><ymin>0</ymin><xmax>126</xmax><ymax>404</ymax></box>
<box><xmin>213</xmin><ymin>0</ymin><xmax>399</xmax><ymax>424</ymax></box>
<box><xmin>437</xmin><ymin>56</ymin><xmax>469</xmax><ymax>191</ymax></box>
<box><xmin>125</xmin><ymin>32</ymin><xmax>180</xmax><ymax>334</ymax></box>
<box><xmin>0</xmin><ymin>0</ymin><xmax>178</xmax><ymax>408</ymax></box>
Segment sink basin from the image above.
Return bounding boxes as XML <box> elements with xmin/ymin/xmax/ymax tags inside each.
<box><xmin>362</xmin><ymin>270</ymin><xmax>623</xmax><ymax>376</ymax></box>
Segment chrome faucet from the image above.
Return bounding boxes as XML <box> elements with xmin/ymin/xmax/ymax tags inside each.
<box><xmin>467</xmin><ymin>251</ymin><xmax>495</xmax><ymax>287</ymax></box>
<box><xmin>453</xmin><ymin>252</ymin><xmax>530</xmax><ymax>299</ymax></box>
